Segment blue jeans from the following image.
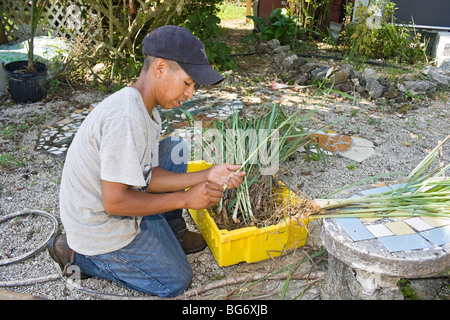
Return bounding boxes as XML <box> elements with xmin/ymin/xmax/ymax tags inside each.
<box><xmin>159</xmin><ymin>136</ymin><xmax>188</xmax><ymax>235</ymax></box>
<box><xmin>73</xmin><ymin>137</ymin><xmax>192</xmax><ymax>297</ymax></box>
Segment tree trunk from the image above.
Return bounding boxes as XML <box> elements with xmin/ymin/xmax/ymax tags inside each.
<box><xmin>0</xmin><ymin>18</ymin><xmax>7</xmax><ymax>44</ymax></box>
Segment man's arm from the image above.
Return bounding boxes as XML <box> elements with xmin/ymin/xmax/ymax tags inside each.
<box><xmin>145</xmin><ymin>166</ymin><xmax>207</xmax><ymax>193</ymax></box>
<box><xmin>101</xmin><ymin>163</ymin><xmax>245</xmax><ymax>217</ymax></box>
<box><xmin>146</xmin><ymin>164</ymin><xmax>245</xmax><ymax>193</ymax></box>
<box><xmin>101</xmin><ymin>179</ymin><xmax>224</xmax><ymax>217</ymax></box>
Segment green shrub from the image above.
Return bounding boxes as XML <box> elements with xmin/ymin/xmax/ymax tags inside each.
<box><xmin>182</xmin><ymin>8</ymin><xmax>236</xmax><ymax>71</ymax></box>
<box><xmin>243</xmin><ymin>8</ymin><xmax>300</xmax><ymax>46</ymax></box>
<box><xmin>340</xmin><ymin>1</ymin><xmax>428</xmax><ymax>64</ymax></box>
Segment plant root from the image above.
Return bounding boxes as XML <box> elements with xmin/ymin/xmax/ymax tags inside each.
<box><xmin>288</xmin><ymin>198</ymin><xmax>324</xmax><ymax>221</ymax></box>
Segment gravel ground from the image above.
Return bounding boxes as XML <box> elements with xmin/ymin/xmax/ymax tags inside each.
<box><xmin>0</xmin><ymin>65</ymin><xmax>449</xmax><ymax>300</ymax></box>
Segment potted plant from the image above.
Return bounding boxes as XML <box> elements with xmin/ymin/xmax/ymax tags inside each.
<box><xmin>4</xmin><ymin>0</ymin><xmax>49</xmax><ymax>103</ymax></box>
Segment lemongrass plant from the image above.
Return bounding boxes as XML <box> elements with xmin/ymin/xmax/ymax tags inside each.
<box><xmin>181</xmin><ymin>104</ymin><xmax>321</xmax><ymax>227</ymax></box>
<box><xmin>289</xmin><ymin>135</ymin><xmax>449</xmax><ymax>221</ymax></box>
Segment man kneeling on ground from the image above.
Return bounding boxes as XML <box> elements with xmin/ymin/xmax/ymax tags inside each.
<box><xmin>48</xmin><ymin>25</ymin><xmax>245</xmax><ymax>298</ymax></box>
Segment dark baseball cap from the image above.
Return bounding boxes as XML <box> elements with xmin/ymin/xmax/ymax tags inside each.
<box><xmin>142</xmin><ymin>25</ymin><xmax>224</xmax><ymax>85</ymax></box>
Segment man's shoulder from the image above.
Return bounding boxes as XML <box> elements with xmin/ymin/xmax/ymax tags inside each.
<box><xmin>93</xmin><ymin>87</ymin><xmax>146</xmax><ymax>121</ymax></box>
<box><xmin>100</xmin><ymin>87</ymin><xmax>139</xmax><ymax>108</ymax></box>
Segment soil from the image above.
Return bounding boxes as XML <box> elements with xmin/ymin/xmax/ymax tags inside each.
<box><xmin>0</xmin><ymin>17</ymin><xmax>449</xmax><ymax>301</ymax></box>
<box><xmin>211</xmin><ymin>175</ymin><xmax>287</xmax><ymax>230</ymax></box>
<box><xmin>5</xmin><ymin>61</ymin><xmax>46</xmax><ymax>75</ymax></box>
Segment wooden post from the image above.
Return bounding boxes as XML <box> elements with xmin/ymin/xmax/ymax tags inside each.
<box><xmin>246</xmin><ymin>0</ymin><xmax>252</xmax><ymax>21</ymax></box>
<box><xmin>109</xmin><ymin>0</ymin><xmax>113</xmax><ymax>48</ymax></box>
<box><xmin>0</xmin><ymin>0</ymin><xmax>8</xmax><ymax>44</ymax></box>
<box><xmin>0</xmin><ymin>18</ymin><xmax>7</xmax><ymax>44</ymax></box>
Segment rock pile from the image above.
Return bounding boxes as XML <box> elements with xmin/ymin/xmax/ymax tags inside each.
<box><xmin>252</xmin><ymin>39</ymin><xmax>450</xmax><ymax>100</ymax></box>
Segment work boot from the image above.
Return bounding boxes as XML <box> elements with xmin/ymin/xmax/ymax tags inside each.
<box><xmin>177</xmin><ymin>229</ymin><xmax>207</xmax><ymax>254</ymax></box>
<box><xmin>47</xmin><ymin>233</ymin><xmax>90</xmax><ymax>279</ymax></box>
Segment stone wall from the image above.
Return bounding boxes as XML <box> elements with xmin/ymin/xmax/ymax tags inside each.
<box><xmin>253</xmin><ymin>39</ymin><xmax>450</xmax><ymax>101</ymax></box>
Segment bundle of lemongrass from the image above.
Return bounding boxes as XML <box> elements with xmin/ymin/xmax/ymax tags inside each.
<box><xmin>289</xmin><ymin>135</ymin><xmax>449</xmax><ymax>221</ymax></box>
<box><xmin>181</xmin><ymin>104</ymin><xmax>321</xmax><ymax>227</ymax></box>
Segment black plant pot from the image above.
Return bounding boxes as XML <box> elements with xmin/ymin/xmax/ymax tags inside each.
<box><xmin>4</xmin><ymin>61</ymin><xmax>47</xmax><ymax>103</ymax></box>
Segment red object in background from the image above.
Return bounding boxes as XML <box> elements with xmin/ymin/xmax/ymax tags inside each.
<box><xmin>257</xmin><ymin>0</ymin><xmax>287</xmax><ymax>22</ymax></box>
<box><xmin>330</xmin><ymin>0</ymin><xmax>343</xmax><ymax>22</ymax></box>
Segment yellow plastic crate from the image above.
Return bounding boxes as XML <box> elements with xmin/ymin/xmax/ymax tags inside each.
<box><xmin>187</xmin><ymin>161</ymin><xmax>309</xmax><ymax>267</ymax></box>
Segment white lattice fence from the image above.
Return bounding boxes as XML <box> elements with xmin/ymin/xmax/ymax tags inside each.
<box><xmin>1</xmin><ymin>0</ymin><xmax>103</xmax><ymax>45</ymax></box>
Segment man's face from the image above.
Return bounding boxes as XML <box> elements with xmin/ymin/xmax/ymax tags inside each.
<box><xmin>158</xmin><ymin>66</ymin><xmax>195</xmax><ymax>110</ymax></box>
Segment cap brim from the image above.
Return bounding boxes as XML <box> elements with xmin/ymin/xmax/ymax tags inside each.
<box><xmin>178</xmin><ymin>63</ymin><xmax>224</xmax><ymax>85</ymax></box>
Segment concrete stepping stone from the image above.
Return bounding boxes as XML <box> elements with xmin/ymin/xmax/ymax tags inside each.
<box><xmin>310</xmin><ymin>133</ymin><xmax>375</xmax><ymax>162</ymax></box>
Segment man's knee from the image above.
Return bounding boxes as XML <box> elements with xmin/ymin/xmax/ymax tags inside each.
<box><xmin>150</xmin><ymin>263</ymin><xmax>193</xmax><ymax>298</ymax></box>
<box><xmin>168</xmin><ymin>266</ymin><xmax>193</xmax><ymax>297</ymax></box>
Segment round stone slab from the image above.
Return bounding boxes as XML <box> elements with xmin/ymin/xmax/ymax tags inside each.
<box><xmin>322</xmin><ymin>217</ymin><xmax>450</xmax><ymax>278</ymax></box>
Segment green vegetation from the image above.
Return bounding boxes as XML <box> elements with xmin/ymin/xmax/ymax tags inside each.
<box><xmin>0</xmin><ymin>111</ymin><xmax>49</xmax><ymax>169</ymax></box>
<box><xmin>0</xmin><ymin>151</ymin><xmax>26</xmax><ymax>168</ymax></box>
<box><xmin>398</xmin><ymin>279</ymin><xmax>419</xmax><ymax>300</ymax></box>
<box><xmin>183</xmin><ymin>8</ymin><xmax>236</xmax><ymax>71</ymax></box>
<box><xmin>243</xmin><ymin>1</ymin><xmax>429</xmax><ymax>65</ymax></box>
<box><xmin>340</xmin><ymin>1</ymin><xmax>428</xmax><ymax>64</ymax></box>
<box><xmin>217</xmin><ymin>2</ymin><xmax>248</xmax><ymax>20</ymax></box>
<box><xmin>244</xmin><ymin>8</ymin><xmax>301</xmax><ymax>46</ymax></box>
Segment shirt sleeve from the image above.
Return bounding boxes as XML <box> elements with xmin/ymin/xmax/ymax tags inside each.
<box><xmin>99</xmin><ymin>117</ymin><xmax>149</xmax><ymax>188</ymax></box>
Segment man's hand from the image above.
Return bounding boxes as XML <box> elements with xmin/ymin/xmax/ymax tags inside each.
<box><xmin>185</xmin><ymin>181</ymin><xmax>224</xmax><ymax>209</ymax></box>
<box><xmin>206</xmin><ymin>163</ymin><xmax>246</xmax><ymax>189</ymax></box>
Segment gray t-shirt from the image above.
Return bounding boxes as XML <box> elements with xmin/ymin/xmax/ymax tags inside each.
<box><xmin>59</xmin><ymin>87</ymin><xmax>161</xmax><ymax>256</ymax></box>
